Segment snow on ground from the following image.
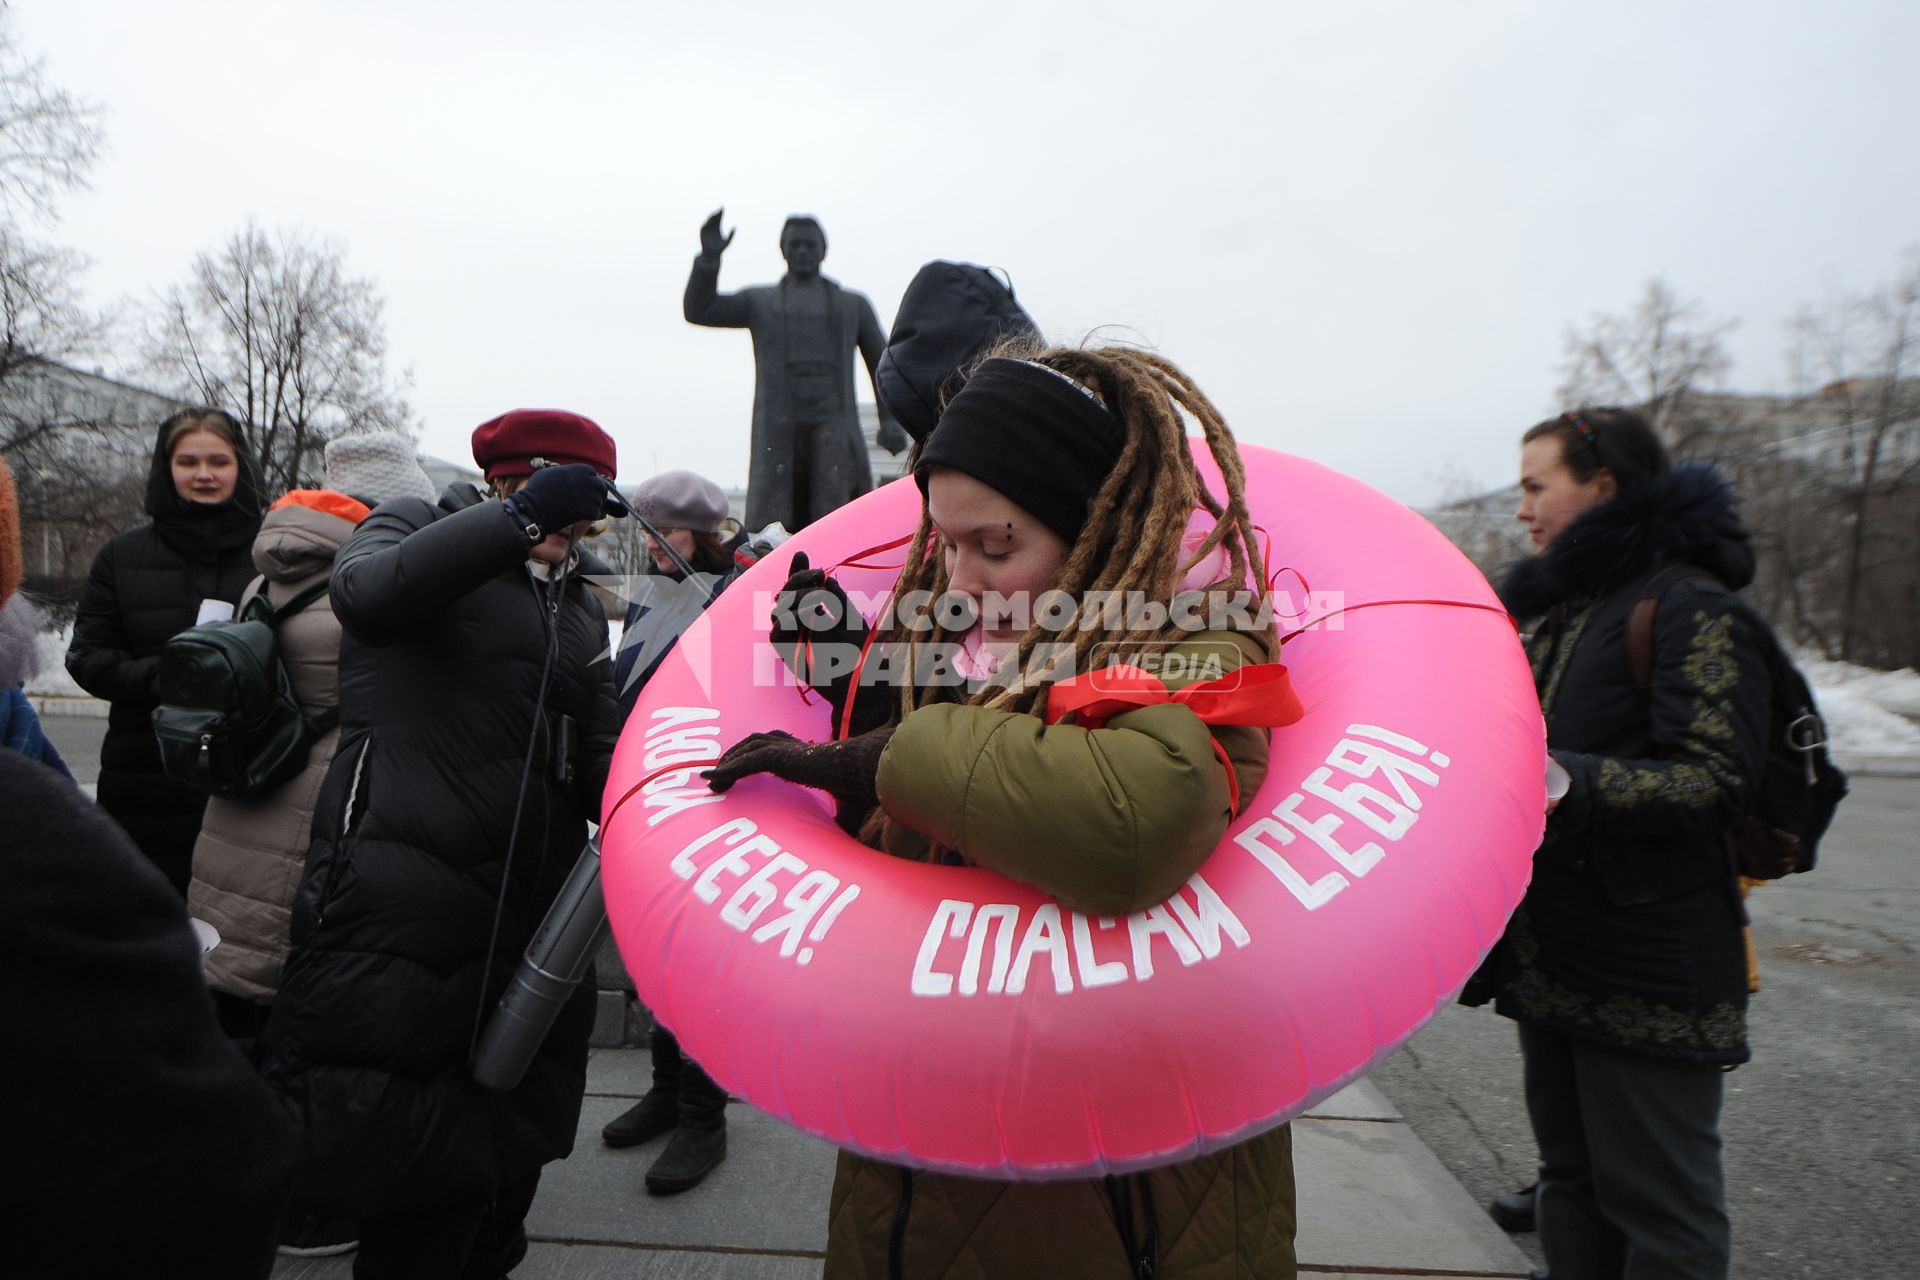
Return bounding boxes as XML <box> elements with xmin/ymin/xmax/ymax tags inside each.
<box><xmin>26</xmin><ymin>623</ymin><xmax>89</xmax><ymax>700</ymax></box>
<box><xmin>1795</xmin><ymin>652</ymin><xmax>1920</xmax><ymax>759</ymax></box>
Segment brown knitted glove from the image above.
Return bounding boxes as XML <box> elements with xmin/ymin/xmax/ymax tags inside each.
<box><xmin>704</xmin><ymin>726</ymin><xmax>895</xmax><ymax>834</ymax></box>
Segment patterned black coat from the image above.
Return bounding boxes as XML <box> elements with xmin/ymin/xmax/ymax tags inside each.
<box><xmin>1468</xmin><ymin>464</ymin><xmax>1770</xmax><ymax>1065</ymax></box>
<box><xmin>263</xmin><ymin>483</ymin><xmax>620</xmax><ymax>1219</ymax></box>
<box><xmin>65</xmin><ymin>422</ymin><xmax>264</xmax><ymax>892</ymax></box>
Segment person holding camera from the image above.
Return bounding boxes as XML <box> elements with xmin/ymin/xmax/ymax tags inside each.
<box><xmin>263</xmin><ymin>409</ymin><xmax>624</xmax><ymax>1280</ymax></box>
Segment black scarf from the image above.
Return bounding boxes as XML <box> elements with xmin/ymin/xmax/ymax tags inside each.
<box><xmin>142</xmin><ymin>422</ymin><xmax>266</xmax><ymax>562</ymax></box>
<box><xmin>1498</xmin><ymin>462</ymin><xmax>1756</xmax><ymax>620</ymax></box>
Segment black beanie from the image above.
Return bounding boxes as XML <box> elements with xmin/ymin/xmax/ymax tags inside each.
<box><xmin>914</xmin><ymin>358</ymin><xmax>1124</xmax><ymax>545</ymax></box>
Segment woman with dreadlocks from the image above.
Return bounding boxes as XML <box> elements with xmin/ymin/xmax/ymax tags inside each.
<box><xmin>706</xmin><ymin>344</ymin><xmax>1299</xmax><ymax>1278</ymax></box>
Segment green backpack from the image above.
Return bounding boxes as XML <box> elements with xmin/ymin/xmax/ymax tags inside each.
<box><xmin>152</xmin><ymin>579</ymin><xmax>337</xmax><ymax>798</ymax></box>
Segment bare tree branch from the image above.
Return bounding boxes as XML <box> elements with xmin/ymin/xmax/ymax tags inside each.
<box><xmin>0</xmin><ymin>8</ymin><xmax>102</xmax><ymax>222</ymax></box>
<box><xmin>1557</xmin><ymin>280</ymin><xmax>1736</xmax><ymax>453</ymax></box>
<box><xmin>143</xmin><ymin>222</ymin><xmax>415</xmax><ymax>492</ymax></box>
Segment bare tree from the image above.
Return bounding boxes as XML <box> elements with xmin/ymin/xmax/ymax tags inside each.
<box><xmin>1425</xmin><ymin>464</ymin><xmax>1527</xmax><ymax>584</ymax></box>
<box><xmin>1557</xmin><ymin>279</ymin><xmax>1737</xmax><ymax>453</ymax></box>
<box><xmin>0</xmin><ymin>5</ymin><xmax>102</xmax><ymax>222</ymax></box>
<box><xmin>1787</xmin><ymin>250</ymin><xmax>1920</xmax><ymax>666</ymax></box>
<box><xmin>0</xmin><ymin>226</ymin><xmax>149</xmax><ymax>609</ymax></box>
<box><xmin>0</xmin><ymin>225</ymin><xmax>107</xmax><ymax>449</ymax></box>
<box><xmin>145</xmin><ymin>223</ymin><xmax>413</xmax><ymax>492</ymax></box>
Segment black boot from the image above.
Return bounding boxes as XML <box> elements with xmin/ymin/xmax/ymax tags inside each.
<box><xmin>644</xmin><ymin>1059</ymin><xmax>728</xmax><ymax>1195</ymax></box>
<box><xmin>1489</xmin><ymin>1181</ymin><xmax>1538</xmax><ymax>1233</ymax></box>
<box><xmin>601</xmin><ymin>1024</ymin><xmax>683</xmax><ymax>1148</ymax></box>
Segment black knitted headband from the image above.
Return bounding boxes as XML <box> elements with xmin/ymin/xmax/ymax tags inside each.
<box><xmin>914</xmin><ymin>358</ymin><xmax>1125</xmax><ymax>545</ymax></box>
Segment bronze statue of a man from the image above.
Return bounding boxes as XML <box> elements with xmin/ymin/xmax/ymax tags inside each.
<box><xmin>684</xmin><ymin>210</ymin><xmax>907</xmax><ymax>532</ymax></box>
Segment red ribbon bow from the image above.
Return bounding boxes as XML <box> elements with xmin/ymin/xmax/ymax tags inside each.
<box><xmin>1044</xmin><ymin>661</ymin><xmax>1305</xmax><ymax>815</ymax></box>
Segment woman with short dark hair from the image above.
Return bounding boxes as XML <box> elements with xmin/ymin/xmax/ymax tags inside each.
<box><xmin>1467</xmin><ymin>406</ymin><xmax>1770</xmax><ymax>1280</ymax></box>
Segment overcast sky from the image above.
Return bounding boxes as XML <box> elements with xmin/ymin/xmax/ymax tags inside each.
<box><xmin>20</xmin><ymin>0</ymin><xmax>1920</xmax><ymax>507</ymax></box>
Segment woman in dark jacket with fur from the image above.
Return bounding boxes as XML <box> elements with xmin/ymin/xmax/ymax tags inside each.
<box><xmin>66</xmin><ymin>408</ymin><xmax>264</xmax><ymax>892</ymax></box>
<box><xmin>264</xmin><ymin>410</ymin><xmax>624</xmax><ymax>1280</ymax></box>
<box><xmin>1470</xmin><ymin>408</ymin><xmax>1770</xmax><ymax>1280</ymax></box>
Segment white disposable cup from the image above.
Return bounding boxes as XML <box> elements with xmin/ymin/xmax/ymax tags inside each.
<box><xmin>1545</xmin><ymin>758</ymin><xmax>1572</xmax><ymax>804</ymax></box>
<box><xmin>195</xmin><ymin>598</ymin><xmax>235</xmax><ymax>626</ymax></box>
<box><xmin>188</xmin><ymin>918</ymin><xmax>220</xmax><ymax>969</ymax></box>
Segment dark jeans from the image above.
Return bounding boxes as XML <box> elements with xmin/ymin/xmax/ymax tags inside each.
<box><xmin>353</xmin><ymin>1172</ymin><xmax>540</xmax><ymax>1280</ymax></box>
<box><xmin>1521</xmin><ymin>1022</ymin><xmax>1731</xmax><ymax>1280</ymax></box>
<box><xmin>651</xmin><ymin>1024</ymin><xmax>729</xmax><ymax>1130</ymax></box>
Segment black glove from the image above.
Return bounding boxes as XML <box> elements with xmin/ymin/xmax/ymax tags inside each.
<box><xmin>503</xmin><ymin>463</ymin><xmax>616</xmax><ymax>541</ymax></box>
<box><xmin>877</xmin><ymin>418</ymin><xmax>909</xmax><ymax>456</ymax></box>
<box><xmin>704</xmin><ymin>726</ymin><xmax>895</xmax><ymax>834</ymax></box>
<box><xmin>770</xmin><ymin>551</ymin><xmax>869</xmax><ymax>709</ymax></box>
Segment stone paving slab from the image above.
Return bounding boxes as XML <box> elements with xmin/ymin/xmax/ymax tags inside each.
<box><xmin>517</xmin><ymin>1242</ymin><xmax>823</xmax><ymax>1278</ymax></box>
<box><xmin>585</xmin><ymin>1045</ymin><xmax>655</xmax><ymax>1097</ymax></box>
<box><xmin>1292</xmin><ymin>1116</ymin><xmax>1530</xmax><ymax>1275</ymax></box>
<box><xmin>524</xmin><ymin>1096</ymin><xmax>835</xmax><ymax>1255</ymax></box>
<box><xmin>276</xmin><ymin>1243</ymin><xmax>825</xmax><ymax>1280</ymax></box>
<box><xmin>1305</xmin><ymin>1077</ymin><xmax>1402</xmax><ymax>1122</ymax></box>
<box><xmin>279</xmin><ymin>1056</ymin><xmax>1519</xmax><ymax>1278</ymax></box>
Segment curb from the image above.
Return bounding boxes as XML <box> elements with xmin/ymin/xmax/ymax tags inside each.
<box><xmin>1831</xmin><ymin>752</ymin><xmax>1920</xmax><ymax>778</ymax></box>
<box><xmin>28</xmin><ymin>693</ymin><xmax>110</xmax><ymax>719</ymax></box>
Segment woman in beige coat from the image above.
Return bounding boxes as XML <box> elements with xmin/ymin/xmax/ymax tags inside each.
<box><xmin>187</xmin><ymin>433</ymin><xmax>437</xmax><ymax>1043</ymax></box>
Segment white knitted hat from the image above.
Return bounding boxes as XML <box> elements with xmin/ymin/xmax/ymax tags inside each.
<box><xmin>324</xmin><ymin>432</ymin><xmax>437</xmax><ymax>506</ymax></box>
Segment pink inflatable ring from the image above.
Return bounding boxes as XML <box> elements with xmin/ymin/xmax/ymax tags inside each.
<box><xmin>601</xmin><ymin>444</ymin><xmax>1545</xmax><ymax>1179</ymax></box>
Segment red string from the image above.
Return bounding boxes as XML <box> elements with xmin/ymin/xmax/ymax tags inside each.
<box><xmin>1208</xmin><ymin>738</ymin><xmax>1242</xmax><ymax>817</ymax></box>
<box><xmin>837</xmin><ymin>620</ymin><xmax>885</xmax><ymax>742</ymax></box>
<box><xmin>1279</xmin><ymin>598</ymin><xmax>1517</xmax><ymax>644</ymax></box>
<box><xmin>827</xmin><ymin>531</ymin><xmax>916</xmax><ymax>573</ymax></box>
<box><xmin>601</xmin><ymin>757</ymin><xmax>723</xmax><ymax>837</ymax></box>
<box><xmin>1267</xmin><ymin>566</ymin><xmax>1313</xmax><ymax>620</ymax></box>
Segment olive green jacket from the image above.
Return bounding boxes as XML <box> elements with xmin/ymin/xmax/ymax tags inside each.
<box><xmin>829</xmin><ymin>629</ymin><xmax>1298</xmax><ymax>1279</ymax></box>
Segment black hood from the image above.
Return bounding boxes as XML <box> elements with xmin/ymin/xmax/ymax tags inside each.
<box><xmin>437</xmin><ymin>479</ymin><xmax>486</xmax><ymax>513</ymax></box>
<box><xmin>143</xmin><ymin>417</ymin><xmax>266</xmax><ymax>561</ymax></box>
<box><xmin>1499</xmin><ymin>462</ymin><xmax>1755</xmax><ymax>619</ymax></box>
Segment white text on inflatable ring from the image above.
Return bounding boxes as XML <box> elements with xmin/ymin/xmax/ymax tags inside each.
<box><xmin>1234</xmin><ymin>723</ymin><xmax>1451</xmax><ymax>910</ymax></box>
<box><xmin>640</xmin><ymin>707</ymin><xmax>729</xmax><ymax>827</ymax></box>
<box><xmin>668</xmin><ymin>817</ymin><xmax>862</xmax><ymax>967</ymax></box>
<box><xmin>909</xmin><ymin>873</ymin><xmax>1248</xmax><ymax>998</ymax></box>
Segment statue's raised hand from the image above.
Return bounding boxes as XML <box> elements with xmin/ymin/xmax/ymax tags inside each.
<box><xmin>699</xmin><ymin>209</ymin><xmax>735</xmax><ymax>261</ymax></box>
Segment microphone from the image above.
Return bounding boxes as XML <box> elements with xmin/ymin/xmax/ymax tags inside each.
<box><xmin>470</xmin><ymin>839</ymin><xmax>611</xmax><ymax>1092</ymax></box>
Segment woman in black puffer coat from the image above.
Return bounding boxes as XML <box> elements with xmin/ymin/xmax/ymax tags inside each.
<box><xmin>263</xmin><ymin>410</ymin><xmax>624</xmax><ymax>1280</ymax></box>
<box><xmin>66</xmin><ymin>408</ymin><xmax>264</xmax><ymax>893</ymax></box>
<box><xmin>1466</xmin><ymin>408</ymin><xmax>1771</xmax><ymax>1280</ymax></box>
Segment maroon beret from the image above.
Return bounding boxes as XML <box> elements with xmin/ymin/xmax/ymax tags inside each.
<box><xmin>470</xmin><ymin>409</ymin><xmax>617</xmax><ymax>481</ymax></box>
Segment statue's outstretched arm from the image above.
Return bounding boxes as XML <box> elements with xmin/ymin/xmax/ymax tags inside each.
<box><xmin>683</xmin><ymin>255</ymin><xmax>751</xmax><ymax>327</ymax></box>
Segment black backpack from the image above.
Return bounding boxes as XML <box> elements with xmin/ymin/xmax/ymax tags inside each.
<box><xmin>152</xmin><ymin>579</ymin><xmax>337</xmax><ymax>799</ymax></box>
<box><xmin>1626</xmin><ymin>566</ymin><xmax>1850</xmax><ymax>879</ymax></box>
<box><xmin>877</xmin><ymin>260</ymin><xmax>1039</xmax><ymax>444</ymax></box>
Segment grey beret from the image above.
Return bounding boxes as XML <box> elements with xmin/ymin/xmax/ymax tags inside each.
<box><xmin>632</xmin><ymin>470</ymin><xmax>728</xmax><ymax>533</ymax></box>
